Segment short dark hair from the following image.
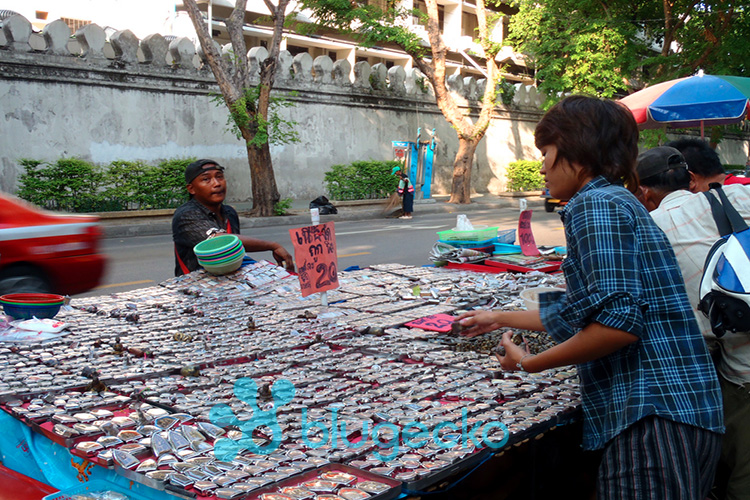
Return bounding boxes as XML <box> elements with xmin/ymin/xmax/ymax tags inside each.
<box><xmin>666</xmin><ymin>138</ymin><xmax>724</xmax><ymax>177</ymax></box>
<box><xmin>535</xmin><ymin>95</ymin><xmax>640</xmax><ymax>192</ymax></box>
<box><xmin>638</xmin><ymin>164</ymin><xmax>691</xmax><ymax>192</ymax></box>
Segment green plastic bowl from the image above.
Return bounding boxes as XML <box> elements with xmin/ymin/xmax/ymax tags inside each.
<box><xmin>193</xmin><ymin>234</ymin><xmax>241</xmax><ymax>256</ymax></box>
<box><xmin>201</xmin><ymin>255</ymin><xmax>244</xmax><ymax>275</ymax></box>
<box><xmin>196</xmin><ymin>246</ymin><xmax>245</xmax><ymax>263</ymax></box>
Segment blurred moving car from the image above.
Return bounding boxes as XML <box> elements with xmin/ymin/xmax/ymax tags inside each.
<box><xmin>0</xmin><ymin>193</ymin><xmax>107</xmax><ymax>295</ymax></box>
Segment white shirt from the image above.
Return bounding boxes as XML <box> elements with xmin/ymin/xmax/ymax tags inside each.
<box><xmin>650</xmin><ymin>184</ymin><xmax>750</xmax><ymax>385</ymax></box>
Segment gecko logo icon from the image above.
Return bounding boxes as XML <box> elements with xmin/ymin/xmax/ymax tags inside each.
<box><xmin>209</xmin><ymin>377</ymin><xmax>295</xmax><ymax>460</ymax></box>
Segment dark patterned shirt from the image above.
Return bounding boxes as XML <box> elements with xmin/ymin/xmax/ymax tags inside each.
<box><xmin>172</xmin><ymin>198</ymin><xmax>240</xmax><ymax>276</ymax></box>
<box><xmin>539</xmin><ymin>176</ymin><xmax>724</xmax><ymax>450</ymax></box>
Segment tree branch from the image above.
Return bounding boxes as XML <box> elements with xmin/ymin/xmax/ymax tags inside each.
<box><xmin>225</xmin><ymin>0</ymin><xmax>250</xmax><ymax>88</ymax></box>
<box><xmin>183</xmin><ymin>0</ymin><xmax>240</xmax><ymax>103</ymax></box>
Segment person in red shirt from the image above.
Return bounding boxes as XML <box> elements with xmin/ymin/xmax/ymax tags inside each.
<box><xmin>667</xmin><ymin>138</ymin><xmax>750</xmax><ymax>191</ymax></box>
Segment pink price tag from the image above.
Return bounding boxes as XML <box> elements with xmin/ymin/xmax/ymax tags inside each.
<box><xmin>518</xmin><ymin>210</ymin><xmax>540</xmax><ymax>256</ymax></box>
<box><xmin>404</xmin><ymin>313</ymin><xmax>456</xmax><ymax>332</ymax></box>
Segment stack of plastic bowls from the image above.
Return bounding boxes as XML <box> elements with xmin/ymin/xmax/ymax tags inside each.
<box><xmin>0</xmin><ymin>293</ymin><xmax>65</xmax><ymax>319</ymax></box>
<box><xmin>193</xmin><ymin>234</ymin><xmax>245</xmax><ymax>275</ymax></box>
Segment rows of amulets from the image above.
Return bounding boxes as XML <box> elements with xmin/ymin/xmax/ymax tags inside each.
<box><xmin>0</xmin><ymin>261</ymin><xmax>579</xmax><ymax>498</ymax></box>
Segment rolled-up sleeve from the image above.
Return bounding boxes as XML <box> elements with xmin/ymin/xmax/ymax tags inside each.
<box><xmin>540</xmin><ymin>195</ymin><xmax>647</xmax><ymax>341</ymax></box>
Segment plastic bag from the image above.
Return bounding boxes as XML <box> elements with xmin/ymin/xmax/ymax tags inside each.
<box><xmin>309</xmin><ymin>196</ymin><xmax>338</xmax><ymax>215</ymax></box>
<box><xmin>13</xmin><ymin>318</ymin><xmax>68</xmax><ymax>333</ymax></box>
<box><xmin>455</xmin><ymin>214</ymin><xmax>474</xmax><ymax>231</ymax></box>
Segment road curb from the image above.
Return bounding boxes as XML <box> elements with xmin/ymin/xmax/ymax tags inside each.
<box><xmin>100</xmin><ymin>196</ymin><xmax>545</xmax><ymax>239</ymax></box>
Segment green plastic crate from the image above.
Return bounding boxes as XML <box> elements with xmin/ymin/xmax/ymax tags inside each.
<box><xmin>437</xmin><ymin>226</ymin><xmax>499</xmax><ymax>242</ymax></box>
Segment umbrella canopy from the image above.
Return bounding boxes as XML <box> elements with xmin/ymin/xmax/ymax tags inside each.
<box><xmin>620</xmin><ymin>73</ymin><xmax>750</xmax><ymax>131</ymax></box>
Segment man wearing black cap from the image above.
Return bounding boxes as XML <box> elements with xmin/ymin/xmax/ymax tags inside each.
<box><xmin>636</xmin><ymin>146</ymin><xmax>750</xmax><ymax>500</ymax></box>
<box><xmin>172</xmin><ymin>159</ymin><xmax>295</xmax><ymax>276</ymax></box>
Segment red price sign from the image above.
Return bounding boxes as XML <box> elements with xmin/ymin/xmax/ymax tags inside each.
<box><xmin>404</xmin><ymin>313</ymin><xmax>456</xmax><ymax>332</ymax></box>
<box><xmin>289</xmin><ymin>222</ymin><xmax>339</xmax><ymax>297</ymax></box>
<box><xmin>518</xmin><ymin>210</ymin><xmax>540</xmax><ymax>256</ymax></box>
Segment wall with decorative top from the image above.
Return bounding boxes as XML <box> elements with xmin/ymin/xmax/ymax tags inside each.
<box><xmin>1</xmin><ymin>14</ymin><xmax>746</xmax><ymax>202</ymax></box>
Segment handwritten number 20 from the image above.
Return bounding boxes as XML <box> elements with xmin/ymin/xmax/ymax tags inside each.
<box><xmin>315</xmin><ymin>262</ymin><xmax>337</xmax><ymax>288</ymax></box>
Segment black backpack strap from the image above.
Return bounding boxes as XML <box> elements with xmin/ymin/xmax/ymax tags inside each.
<box><xmin>703</xmin><ymin>189</ymin><xmax>733</xmax><ymax>237</ymax></box>
<box><xmin>709</xmin><ymin>182</ymin><xmax>749</xmax><ymax>233</ymax></box>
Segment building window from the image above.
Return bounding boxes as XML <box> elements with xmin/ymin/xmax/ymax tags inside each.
<box><xmin>35</xmin><ymin>11</ymin><xmax>48</xmax><ymax>20</ymax></box>
<box><xmin>62</xmin><ymin>17</ymin><xmax>92</xmax><ymax>33</ymax></box>
<box><xmin>287</xmin><ymin>44</ymin><xmax>309</xmax><ymax>57</ymax></box>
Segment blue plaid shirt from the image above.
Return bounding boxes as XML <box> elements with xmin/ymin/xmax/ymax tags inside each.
<box><xmin>539</xmin><ymin>176</ymin><xmax>724</xmax><ymax>450</ymax></box>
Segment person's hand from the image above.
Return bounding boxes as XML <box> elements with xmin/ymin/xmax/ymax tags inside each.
<box><xmin>494</xmin><ymin>330</ymin><xmax>532</xmax><ymax>371</ymax></box>
<box><xmin>456</xmin><ymin>310</ymin><xmax>503</xmax><ymax>338</ymax></box>
<box><xmin>272</xmin><ymin>245</ymin><xmax>295</xmax><ymax>273</ymax></box>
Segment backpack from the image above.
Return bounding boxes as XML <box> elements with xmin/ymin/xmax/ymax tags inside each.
<box><xmin>698</xmin><ymin>183</ymin><xmax>750</xmax><ymax>337</ymax></box>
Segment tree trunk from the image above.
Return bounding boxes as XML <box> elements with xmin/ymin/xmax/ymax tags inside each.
<box><xmin>246</xmin><ymin>140</ymin><xmax>280</xmax><ymax>216</ymax></box>
<box><xmin>448</xmin><ymin>137</ymin><xmax>479</xmax><ymax>204</ymax></box>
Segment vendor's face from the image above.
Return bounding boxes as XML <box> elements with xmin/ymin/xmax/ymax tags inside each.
<box><xmin>539</xmin><ymin>144</ymin><xmax>591</xmax><ymax>201</ymax></box>
<box><xmin>187</xmin><ymin>168</ymin><xmax>227</xmax><ymax>207</ymax></box>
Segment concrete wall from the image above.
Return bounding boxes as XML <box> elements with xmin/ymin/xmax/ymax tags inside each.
<box><xmin>1</xmin><ymin>14</ymin><xmax>747</xmax><ymax>204</ymax></box>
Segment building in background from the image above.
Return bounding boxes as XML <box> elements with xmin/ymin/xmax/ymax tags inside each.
<box><xmin>0</xmin><ymin>0</ymin><xmax>532</xmax><ymax>83</ymax></box>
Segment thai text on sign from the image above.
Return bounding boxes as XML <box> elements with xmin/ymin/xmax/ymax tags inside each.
<box><xmin>518</xmin><ymin>210</ymin><xmax>540</xmax><ymax>256</ymax></box>
<box><xmin>289</xmin><ymin>222</ymin><xmax>339</xmax><ymax>297</ymax></box>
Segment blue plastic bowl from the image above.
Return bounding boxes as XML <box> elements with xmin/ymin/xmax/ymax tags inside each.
<box><xmin>1</xmin><ymin>302</ymin><xmax>61</xmax><ymax>320</ymax></box>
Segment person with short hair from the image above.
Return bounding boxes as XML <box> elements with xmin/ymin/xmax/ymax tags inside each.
<box><xmin>667</xmin><ymin>137</ymin><xmax>750</xmax><ymax>192</ymax></box>
<box><xmin>172</xmin><ymin>159</ymin><xmax>295</xmax><ymax>276</ymax></box>
<box><xmin>636</xmin><ymin>146</ymin><xmax>750</xmax><ymax>500</ymax></box>
<box><xmin>458</xmin><ymin>96</ymin><xmax>724</xmax><ymax>499</ymax></box>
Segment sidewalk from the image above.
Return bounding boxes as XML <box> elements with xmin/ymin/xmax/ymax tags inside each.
<box><xmin>97</xmin><ymin>192</ymin><xmax>546</xmax><ymax>239</ymax></box>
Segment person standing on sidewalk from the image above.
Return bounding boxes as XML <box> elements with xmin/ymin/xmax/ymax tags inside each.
<box><xmin>458</xmin><ymin>95</ymin><xmax>724</xmax><ymax>499</ymax></box>
<box><xmin>393</xmin><ymin>166</ymin><xmax>414</xmax><ymax>219</ymax></box>
<box><xmin>172</xmin><ymin>159</ymin><xmax>295</xmax><ymax>276</ymax></box>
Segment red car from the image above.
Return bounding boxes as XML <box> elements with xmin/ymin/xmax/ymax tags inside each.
<box><xmin>0</xmin><ymin>193</ymin><xmax>107</xmax><ymax>295</ymax></box>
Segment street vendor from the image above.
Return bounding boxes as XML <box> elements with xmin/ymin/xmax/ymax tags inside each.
<box><xmin>172</xmin><ymin>159</ymin><xmax>295</xmax><ymax>276</ymax></box>
<box><xmin>458</xmin><ymin>96</ymin><xmax>724</xmax><ymax>499</ymax></box>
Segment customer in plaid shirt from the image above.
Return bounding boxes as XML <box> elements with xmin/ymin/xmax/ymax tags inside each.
<box><xmin>458</xmin><ymin>96</ymin><xmax>724</xmax><ymax>499</ymax></box>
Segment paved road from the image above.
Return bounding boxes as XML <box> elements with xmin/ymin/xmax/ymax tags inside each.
<box><xmin>78</xmin><ymin>208</ymin><xmax>566</xmax><ymax>298</ymax></box>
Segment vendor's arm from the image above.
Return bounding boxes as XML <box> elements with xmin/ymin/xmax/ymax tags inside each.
<box><xmin>497</xmin><ymin>322</ymin><xmax>637</xmax><ymax>372</ymax></box>
<box><xmin>238</xmin><ymin>236</ymin><xmax>295</xmax><ymax>272</ymax></box>
<box><xmin>457</xmin><ymin>309</ymin><xmax>544</xmax><ymax>337</ymax></box>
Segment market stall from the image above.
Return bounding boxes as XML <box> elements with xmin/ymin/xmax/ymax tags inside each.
<box><xmin>0</xmin><ymin>260</ymin><xmax>580</xmax><ymax>499</ymax></box>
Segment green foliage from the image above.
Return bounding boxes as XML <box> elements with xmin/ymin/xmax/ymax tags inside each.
<box><xmin>212</xmin><ymin>87</ymin><xmax>300</xmax><ymax>147</ymax></box>
<box><xmin>497</xmin><ymin>78</ymin><xmax>516</xmax><ymax>106</ymax></box>
<box><xmin>297</xmin><ymin>0</ymin><xmax>427</xmax><ymax>58</ymax></box>
<box><xmin>274</xmin><ymin>197</ymin><xmax>293</xmax><ymax>215</ymax></box>
<box><xmin>16</xmin><ymin>157</ymin><xmax>193</xmax><ymax>212</ymax></box>
<box><xmin>507</xmin><ymin>1</ymin><xmax>638</xmax><ymax>105</ymax></box>
<box><xmin>506</xmin><ymin>0</ymin><xmax>750</xmax><ymax>103</ymax></box>
<box><xmin>505</xmin><ymin>160</ymin><xmax>544</xmax><ymax>191</ymax></box>
<box><xmin>638</xmin><ymin>129</ymin><xmax>669</xmax><ymax>150</ymax></box>
<box><xmin>324</xmin><ymin>160</ymin><xmax>402</xmax><ymax>200</ymax></box>
<box><xmin>17</xmin><ymin>158</ymin><xmax>106</xmax><ymax>212</ymax></box>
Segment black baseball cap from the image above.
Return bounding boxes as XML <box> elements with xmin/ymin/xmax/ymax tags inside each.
<box><xmin>185</xmin><ymin>159</ymin><xmax>225</xmax><ymax>184</ymax></box>
<box><xmin>637</xmin><ymin>147</ymin><xmax>688</xmax><ymax>182</ymax></box>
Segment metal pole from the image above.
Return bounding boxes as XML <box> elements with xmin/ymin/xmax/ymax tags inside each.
<box><xmin>208</xmin><ymin>0</ymin><xmax>213</xmax><ymax>39</ymax></box>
